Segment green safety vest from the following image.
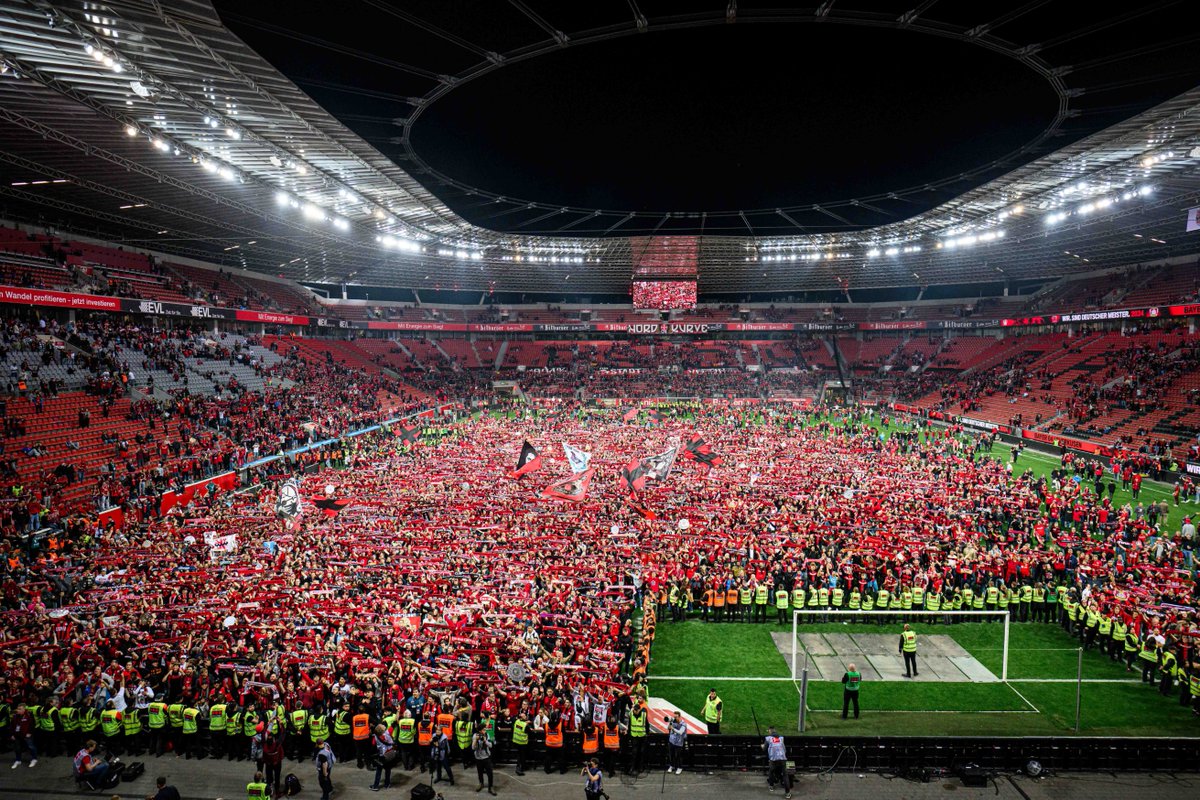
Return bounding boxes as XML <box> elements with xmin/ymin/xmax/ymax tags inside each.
<box><xmin>877</xmin><ymin>590</ymin><xmax>890</xmax><ymax>607</ymax></box>
<box><xmin>243</xmin><ymin>711</ymin><xmax>259</xmax><ymax>736</ymax></box>
<box><xmin>629</xmin><ymin>710</ymin><xmax>647</xmax><ymax>738</ymax></box>
<box><xmin>0</xmin><ymin>704</ymin><xmax>10</xmax><ymax>729</ymax></box>
<box><xmin>228</xmin><ymin>712</ymin><xmax>243</xmax><ymax>737</ymax></box>
<box><xmin>901</xmin><ymin>591</ymin><xmax>913</xmax><ymax>610</ymax></box>
<box><xmin>1140</xmin><ymin>640</ymin><xmax>1158</xmax><ymax>663</ymax></box>
<box><xmin>902</xmin><ymin>630</ymin><xmax>917</xmax><ymax>652</ymax></box>
<box><xmin>397</xmin><ymin>718</ymin><xmax>416</xmax><ymax>744</ymax></box>
<box><xmin>1112</xmin><ymin>622</ymin><xmax>1126</xmax><ymax>641</ymax></box>
<box><xmin>100</xmin><ymin>709</ymin><xmax>121</xmax><ymax>738</ymax></box>
<box><xmin>962</xmin><ymin>588</ymin><xmax>974</xmax><ymax>606</ymax></box>
<box><xmin>845</xmin><ymin>671</ymin><xmax>861</xmax><ymax>692</ymax></box>
<box><xmin>1124</xmin><ymin>633</ymin><xmax>1138</xmax><ymax>653</ymax></box>
<box><xmin>792</xmin><ymin>588</ymin><xmax>805</xmax><ymax>608</ymax></box>
<box><xmin>928</xmin><ymin>593</ymin><xmax>941</xmax><ymax>611</ymax></box>
<box><xmin>167</xmin><ymin>703</ymin><xmax>184</xmax><ymax>728</ymax></box>
<box><xmin>986</xmin><ymin>587</ymin><xmax>999</xmax><ymax>603</ymax></box>
<box><xmin>210</xmin><ymin>704</ymin><xmax>227</xmax><ymax>732</ymax></box>
<box><xmin>124</xmin><ymin>708</ymin><xmax>142</xmax><ymax>735</ymax></box>
<box><xmin>739</xmin><ymin>587</ymin><xmax>752</xmax><ymax>605</ymax></box>
<box><xmin>997</xmin><ymin>590</ymin><xmax>1009</xmax><ymax>609</ymax></box>
<box><xmin>775</xmin><ymin>590</ymin><xmax>789</xmax><ymax>609</ymax></box>
<box><xmin>247</xmin><ymin>781</ymin><xmax>269</xmax><ymax>800</ymax></box>
<box><xmin>81</xmin><ymin>709</ymin><xmax>99</xmax><ymax>733</ymax></box>
<box><xmin>511</xmin><ymin>719</ymin><xmax>529</xmax><ymax>746</ymax></box>
<box><xmin>1033</xmin><ymin>588</ymin><xmax>1045</xmax><ymax>603</ymax></box>
<box><xmin>148</xmin><ymin>702</ymin><xmax>167</xmax><ymax>729</ymax></box>
<box><xmin>832</xmin><ymin>588</ymin><xmax>844</xmax><ymax>607</ymax></box>
<box><xmin>703</xmin><ymin>696</ymin><xmax>721</xmax><ymax>723</ymax></box>
<box><xmin>290</xmin><ymin>709</ymin><xmax>308</xmax><ymax>733</ymax></box>
<box><xmin>818</xmin><ymin>588</ymin><xmax>830</xmax><ymax>606</ymax></box>
<box><xmin>912</xmin><ymin>587</ymin><xmax>924</xmax><ymax>606</ymax></box>
<box><xmin>308</xmin><ymin>714</ymin><xmax>328</xmax><ymax>743</ymax></box>
<box><xmin>60</xmin><ymin>707</ymin><xmax>79</xmax><ymax>732</ymax></box>
<box><xmin>454</xmin><ymin>719</ymin><xmax>472</xmax><ymax>749</ymax></box>
<box><xmin>1098</xmin><ymin>617</ymin><xmax>1112</xmax><ymax>636</ymax></box>
<box><xmin>34</xmin><ymin>706</ymin><xmax>54</xmax><ymax>731</ymax></box>
<box><xmin>888</xmin><ymin>593</ymin><xmax>901</xmax><ymax>610</ymax></box>
<box><xmin>862</xmin><ymin>595</ymin><xmax>875</xmax><ymax>611</ymax></box>
<box><xmin>755</xmin><ymin>585</ymin><xmax>769</xmax><ymax>605</ymax></box>
<box><xmin>333</xmin><ymin>711</ymin><xmax>351</xmax><ymax>736</ymax></box>
<box><xmin>182</xmin><ymin>708</ymin><xmax>199</xmax><ymax>735</ymax></box>
<box><xmin>807</xmin><ymin>589</ymin><xmax>819</xmax><ymax>607</ymax></box>
<box><xmin>848</xmin><ymin>591</ymin><xmax>861</xmax><ymax>610</ymax></box>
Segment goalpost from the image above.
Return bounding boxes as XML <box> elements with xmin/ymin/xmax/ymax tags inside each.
<box><xmin>790</xmin><ymin>608</ymin><xmax>1011</xmax><ymax>728</ymax></box>
<box><xmin>792</xmin><ymin>614</ymin><xmax>1008</xmax><ymax>681</ymax></box>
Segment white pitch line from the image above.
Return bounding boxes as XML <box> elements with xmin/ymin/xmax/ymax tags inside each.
<box><xmin>807</xmin><ymin>709</ymin><xmax>1038</xmax><ymax>714</ymax></box>
<box><xmin>653</xmin><ymin>675</ymin><xmax>793</xmax><ymax>681</ymax></box>
<box><xmin>1007</xmin><ymin>678</ymin><xmax>1142</xmax><ymax>683</ymax></box>
<box><xmin>1004</xmin><ymin>681</ymin><xmax>1041</xmax><ymax>712</ymax></box>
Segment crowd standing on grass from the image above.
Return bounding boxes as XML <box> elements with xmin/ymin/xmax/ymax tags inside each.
<box><xmin>0</xmin><ymin>393</ymin><xmax>1199</xmax><ymax>790</ymax></box>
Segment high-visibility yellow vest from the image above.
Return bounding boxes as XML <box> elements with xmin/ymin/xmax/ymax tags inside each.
<box><xmin>902</xmin><ymin>630</ymin><xmax>917</xmax><ymax>652</ymax></box>
<box><xmin>290</xmin><ymin>709</ymin><xmax>308</xmax><ymax>733</ymax></box>
<box><xmin>80</xmin><ymin>709</ymin><xmax>99</xmax><ymax>733</ymax></box>
<box><xmin>243</xmin><ymin>711</ymin><xmax>259</xmax><ymax>736</ymax></box>
<box><xmin>333</xmin><ymin>712</ymin><xmax>351</xmax><ymax>737</ymax></box>
<box><xmin>247</xmin><ymin>780</ymin><xmax>269</xmax><ymax>800</ymax></box>
<box><xmin>308</xmin><ymin>714</ymin><xmax>328</xmax><ymax>743</ymax></box>
<box><xmin>182</xmin><ymin>708</ymin><xmax>199</xmax><ymax>735</ymax></box>
<box><xmin>454</xmin><ymin>719</ymin><xmax>472</xmax><ymax>749</ymax></box>
<box><xmin>775</xmin><ymin>590</ymin><xmax>789</xmax><ymax>609</ymax></box>
<box><xmin>397</xmin><ymin>718</ymin><xmax>416</xmax><ymax>744</ymax></box>
<box><xmin>228</xmin><ymin>712</ymin><xmax>243</xmax><ymax>737</ymax></box>
<box><xmin>755</xmin><ymin>585</ymin><xmax>768</xmax><ymax>605</ymax></box>
<box><xmin>210</xmin><ymin>704</ymin><xmax>227</xmax><ymax>732</ymax></box>
<box><xmin>60</xmin><ymin>707</ymin><xmax>79</xmax><ymax>732</ymax></box>
<box><xmin>123</xmin><ymin>709</ymin><xmax>142</xmax><ymax>735</ymax></box>
<box><xmin>167</xmin><ymin>703</ymin><xmax>184</xmax><ymax>728</ymax></box>
<box><xmin>511</xmin><ymin>719</ymin><xmax>529</xmax><ymax>746</ymax></box>
<box><xmin>148</xmin><ymin>702</ymin><xmax>167</xmax><ymax>729</ymax></box>
<box><xmin>629</xmin><ymin>710</ymin><xmax>647</xmax><ymax>738</ymax></box>
<box><xmin>702</xmin><ymin>696</ymin><xmax>721</xmax><ymax>723</ymax></box>
<box><xmin>100</xmin><ymin>709</ymin><xmax>122</xmax><ymax>738</ymax></box>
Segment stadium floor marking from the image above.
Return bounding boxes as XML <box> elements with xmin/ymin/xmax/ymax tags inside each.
<box><xmin>654</xmin><ymin>675</ymin><xmax>1138</xmax><ymax>685</ymax></box>
<box><xmin>1004</xmin><ymin>681</ymin><xmax>1040</xmax><ymax>712</ymax></box>
<box><xmin>806</xmin><ymin>708</ymin><xmax>1038</xmax><ymax>714</ymax></box>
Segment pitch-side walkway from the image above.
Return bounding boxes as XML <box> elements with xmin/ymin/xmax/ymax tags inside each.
<box><xmin>772</xmin><ymin>632</ymin><xmax>1000</xmax><ymax>682</ymax></box>
<box><xmin>1</xmin><ymin>755</ymin><xmax>1194</xmax><ymax>800</ymax></box>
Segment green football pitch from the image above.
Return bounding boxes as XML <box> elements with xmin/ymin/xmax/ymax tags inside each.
<box><xmin>645</xmin><ymin>425</ymin><xmax>1200</xmax><ymax>738</ymax></box>
<box><xmin>647</xmin><ymin>619</ymin><xmax>1200</xmax><ymax>737</ymax></box>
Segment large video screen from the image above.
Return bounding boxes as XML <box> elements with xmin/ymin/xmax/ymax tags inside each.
<box><xmin>632</xmin><ymin>280</ymin><xmax>697</xmax><ymax>310</ymax></box>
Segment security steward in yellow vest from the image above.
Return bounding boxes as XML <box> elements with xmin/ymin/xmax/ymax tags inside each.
<box><xmin>775</xmin><ymin>585</ymin><xmax>790</xmax><ymax>625</ymax></box>
<box><xmin>247</xmin><ymin>770</ymin><xmax>269</xmax><ymax>800</ymax></box>
<box><xmin>179</xmin><ymin>705</ymin><xmax>200</xmax><ymax>760</ymax></box>
<box><xmin>702</xmin><ymin>688</ymin><xmax>723</xmax><ymax>734</ymax></box>
<box><xmin>900</xmin><ymin>624</ymin><xmax>919</xmax><ymax>677</ymax></box>
<box><xmin>166</xmin><ymin>701</ymin><xmax>184</xmax><ymax>755</ymax></box>
<box><xmin>208</xmin><ymin>703</ymin><xmax>227</xmax><ymax>758</ymax></box>
<box><xmin>333</xmin><ymin>702</ymin><xmax>353</xmax><ymax>765</ymax></box>
<box><xmin>289</xmin><ymin>706</ymin><xmax>310</xmax><ymax>761</ymax></box>
<box><xmin>510</xmin><ymin>711</ymin><xmax>530</xmax><ymax>776</ymax></box>
<box><xmin>122</xmin><ymin>700</ymin><xmax>143</xmax><ymax>756</ymax></box>
<box><xmin>754</xmin><ymin>581</ymin><xmax>770</xmax><ymax>623</ymax></box>
<box><xmin>59</xmin><ymin>703</ymin><xmax>80</xmax><ymax>752</ymax></box>
<box><xmin>100</xmin><ymin>701</ymin><xmax>123</xmax><ymax>754</ymax></box>
<box><xmin>396</xmin><ymin>710</ymin><xmax>418</xmax><ymax>771</ymax></box>
<box><xmin>453</xmin><ymin>713</ymin><xmax>473</xmax><ymax>767</ymax></box>
<box><xmin>625</xmin><ymin>699</ymin><xmax>648</xmax><ymax>776</ymax></box>
<box><xmin>1159</xmin><ymin>648</ymin><xmax>1179</xmax><ymax>697</ymax></box>
<box><xmin>1139</xmin><ymin>635</ymin><xmax>1160</xmax><ymax>684</ymax></box>
<box><xmin>227</xmin><ymin>708</ymin><xmax>243</xmax><ymax>761</ymax></box>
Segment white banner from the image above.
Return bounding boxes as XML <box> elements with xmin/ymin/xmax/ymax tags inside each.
<box><xmin>562</xmin><ymin>442</ymin><xmax>591</xmax><ymax>474</ymax></box>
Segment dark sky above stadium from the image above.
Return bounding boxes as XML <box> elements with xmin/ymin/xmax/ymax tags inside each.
<box><xmin>213</xmin><ymin>1</ymin><xmax>1200</xmax><ymax>235</ymax></box>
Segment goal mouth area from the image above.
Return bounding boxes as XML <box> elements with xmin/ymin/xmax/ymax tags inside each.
<box><xmin>788</xmin><ymin>608</ymin><xmax>1013</xmax><ymax>683</ymax></box>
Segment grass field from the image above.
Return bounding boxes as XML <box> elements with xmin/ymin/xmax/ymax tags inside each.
<box><xmin>648</xmin><ymin>619</ymin><xmax>1200</xmax><ymax>736</ymax></box>
<box><xmin>647</xmin><ymin>419</ymin><xmax>1200</xmax><ymax>737</ymax></box>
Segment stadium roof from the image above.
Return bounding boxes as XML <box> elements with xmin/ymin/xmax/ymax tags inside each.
<box><xmin>0</xmin><ymin>0</ymin><xmax>1198</xmax><ymax>295</ymax></box>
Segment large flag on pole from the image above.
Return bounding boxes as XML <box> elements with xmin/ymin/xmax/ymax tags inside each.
<box><xmin>562</xmin><ymin>442</ymin><xmax>592</xmax><ymax>474</ymax></box>
<box><xmin>540</xmin><ymin>469</ymin><xmax>595</xmax><ymax>502</ymax></box>
<box><xmin>275</xmin><ymin>478</ymin><xmax>302</xmax><ymax>528</ymax></box>
<box><xmin>508</xmin><ymin>441</ymin><xmax>543</xmax><ymax>479</ymax></box>
<box><xmin>641</xmin><ymin>445</ymin><xmax>678</xmax><ymax>482</ymax></box>
<box><xmin>683</xmin><ymin>435</ymin><xmax>723</xmax><ymax>472</ymax></box>
<box><xmin>618</xmin><ymin>457</ymin><xmax>648</xmax><ymax>494</ymax></box>
<box><xmin>398</xmin><ymin>422</ymin><xmax>420</xmax><ymax>445</ymax></box>
<box><xmin>621</xmin><ymin>407</ymin><xmax>639</xmax><ymax>424</ymax></box>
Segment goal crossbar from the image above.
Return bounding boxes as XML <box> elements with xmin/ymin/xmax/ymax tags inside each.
<box><xmin>790</xmin><ymin>608</ymin><xmax>1010</xmax><ymax>682</ymax></box>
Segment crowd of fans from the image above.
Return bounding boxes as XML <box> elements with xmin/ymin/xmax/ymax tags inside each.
<box><xmin>0</xmin><ymin>398</ymin><xmax>1198</xmax><ymax>794</ymax></box>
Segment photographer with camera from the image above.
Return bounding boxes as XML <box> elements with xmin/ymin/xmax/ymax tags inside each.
<box><xmin>582</xmin><ymin>757</ymin><xmax>606</xmax><ymax>800</ymax></box>
<box><xmin>665</xmin><ymin>711</ymin><xmax>687</xmax><ymax>775</ymax></box>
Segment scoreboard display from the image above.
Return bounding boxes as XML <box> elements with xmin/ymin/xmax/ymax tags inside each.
<box><xmin>632</xmin><ymin>280</ymin><xmax>697</xmax><ymax>310</ymax></box>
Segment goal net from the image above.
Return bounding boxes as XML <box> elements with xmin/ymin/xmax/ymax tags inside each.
<box><xmin>789</xmin><ymin>608</ymin><xmax>1011</xmax><ymax>683</ymax></box>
